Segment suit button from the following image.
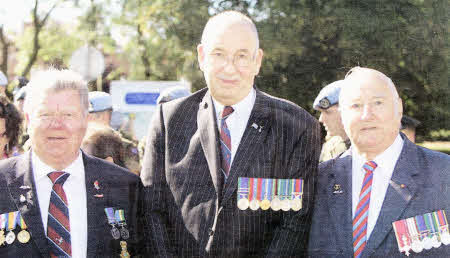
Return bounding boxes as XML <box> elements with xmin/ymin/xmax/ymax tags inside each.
<box><xmin>208</xmin><ymin>228</ymin><xmax>214</xmax><ymax>236</ymax></box>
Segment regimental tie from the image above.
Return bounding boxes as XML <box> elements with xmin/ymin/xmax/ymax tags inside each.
<box><xmin>220</xmin><ymin>106</ymin><xmax>234</xmax><ymax>179</ymax></box>
<box><xmin>353</xmin><ymin>161</ymin><xmax>377</xmax><ymax>258</ymax></box>
<box><xmin>47</xmin><ymin>172</ymin><xmax>72</xmax><ymax>258</ymax></box>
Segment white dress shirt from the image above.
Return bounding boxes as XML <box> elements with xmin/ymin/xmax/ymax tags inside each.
<box><xmin>352</xmin><ymin>134</ymin><xmax>404</xmax><ymax>239</ymax></box>
<box><xmin>32</xmin><ymin>150</ymin><xmax>88</xmax><ymax>258</ymax></box>
<box><xmin>212</xmin><ymin>88</ymin><xmax>256</xmax><ymax>167</ymax></box>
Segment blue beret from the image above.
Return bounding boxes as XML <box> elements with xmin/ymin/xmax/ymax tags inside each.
<box><xmin>313</xmin><ymin>80</ymin><xmax>345</xmax><ymax>110</ymax></box>
<box><xmin>157</xmin><ymin>86</ymin><xmax>190</xmax><ymax>104</ymax></box>
<box><xmin>88</xmin><ymin>91</ymin><xmax>112</xmax><ymax>113</ymax></box>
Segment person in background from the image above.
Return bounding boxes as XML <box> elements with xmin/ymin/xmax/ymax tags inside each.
<box><xmin>88</xmin><ymin>91</ymin><xmax>141</xmax><ymax>175</ymax></box>
<box><xmin>14</xmin><ymin>85</ymin><xmax>28</xmax><ymax>115</ymax></box>
<box><xmin>308</xmin><ymin>67</ymin><xmax>450</xmax><ymax>257</ymax></box>
<box><xmin>156</xmin><ymin>86</ymin><xmax>190</xmax><ymax>104</ymax></box>
<box><xmin>401</xmin><ymin>115</ymin><xmax>421</xmax><ymax>143</ymax></box>
<box><xmin>0</xmin><ymin>95</ymin><xmax>22</xmax><ymax>158</ymax></box>
<box><xmin>313</xmin><ymin>80</ymin><xmax>350</xmax><ymax>162</ymax></box>
<box><xmin>0</xmin><ymin>71</ymin><xmax>8</xmax><ymax>96</ymax></box>
<box><xmin>0</xmin><ymin>68</ymin><xmax>147</xmax><ymax>257</ymax></box>
<box><xmin>82</xmin><ymin>123</ymin><xmax>127</xmax><ymax>169</ymax></box>
<box><xmin>141</xmin><ymin>10</ymin><xmax>320</xmax><ymax>257</ymax></box>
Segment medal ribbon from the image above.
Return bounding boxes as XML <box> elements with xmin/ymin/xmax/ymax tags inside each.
<box><xmin>436</xmin><ymin>210</ymin><xmax>449</xmax><ymax>229</ymax></box>
<box><xmin>424</xmin><ymin>213</ymin><xmax>437</xmax><ymax>234</ymax></box>
<box><xmin>238</xmin><ymin>177</ymin><xmax>249</xmax><ymax>199</ymax></box>
<box><xmin>115</xmin><ymin>210</ymin><xmax>126</xmax><ymax>224</ymax></box>
<box><xmin>288</xmin><ymin>179</ymin><xmax>293</xmax><ymax>200</ymax></box>
<box><xmin>18</xmin><ymin>212</ymin><xmax>27</xmax><ymax>230</ymax></box>
<box><xmin>272</xmin><ymin>179</ymin><xmax>277</xmax><ymax>200</ymax></box>
<box><xmin>261</xmin><ymin>178</ymin><xmax>267</xmax><ymax>200</ymax></box>
<box><xmin>393</xmin><ymin>219</ymin><xmax>410</xmax><ymax>250</ymax></box>
<box><xmin>256</xmin><ymin>178</ymin><xmax>262</xmax><ymax>201</ymax></box>
<box><xmin>431</xmin><ymin>211</ymin><xmax>441</xmax><ymax>233</ymax></box>
<box><xmin>266</xmin><ymin>179</ymin><xmax>272</xmax><ymax>201</ymax></box>
<box><xmin>279</xmin><ymin>179</ymin><xmax>285</xmax><ymax>200</ymax></box>
<box><xmin>248</xmin><ymin>178</ymin><xmax>254</xmax><ymax>201</ymax></box>
<box><xmin>415</xmin><ymin>215</ymin><xmax>427</xmax><ymax>240</ymax></box>
<box><xmin>252</xmin><ymin>178</ymin><xmax>258</xmax><ymax>202</ymax></box>
<box><xmin>104</xmin><ymin>208</ymin><xmax>116</xmax><ymax>225</ymax></box>
<box><xmin>7</xmin><ymin>211</ymin><xmax>18</xmax><ymax>231</ymax></box>
<box><xmin>0</xmin><ymin>213</ymin><xmax>6</xmax><ymax>230</ymax></box>
<box><xmin>406</xmin><ymin>217</ymin><xmax>419</xmax><ymax>239</ymax></box>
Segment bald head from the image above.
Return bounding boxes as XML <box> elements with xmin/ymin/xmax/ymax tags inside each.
<box><xmin>201</xmin><ymin>11</ymin><xmax>259</xmax><ymax>51</ymax></box>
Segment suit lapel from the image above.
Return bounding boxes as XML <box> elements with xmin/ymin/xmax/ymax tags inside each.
<box><xmin>197</xmin><ymin>91</ymin><xmax>223</xmax><ymax>199</ymax></box>
<box><xmin>364</xmin><ymin>138</ymin><xmax>420</xmax><ymax>257</ymax></box>
<box><xmin>83</xmin><ymin>153</ymin><xmax>109</xmax><ymax>258</ymax></box>
<box><xmin>222</xmin><ymin>89</ymin><xmax>271</xmax><ymax>204</ymax></box>
<box><xmin>6</xmin><ymin>152</ymin><xmax>49</xmax><ymax>257</ymax></box>
<box><xmin>327</xmin><ymin>155</ymin><xmax>354</xmax><ymax>253</ymax></box>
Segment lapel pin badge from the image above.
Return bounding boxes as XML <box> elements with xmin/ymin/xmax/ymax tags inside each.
<box><xmin>94</xmin><ymin>180</ymin><xmax>101</xmax><ymax>190</ymax></box>
<box><xmin>94</xmin><ymin>193</ymin><xmax>104</xmax><ymax>198</ymax></box>
<box><xmin>251</xmin><ymin>123</ymin><xmax>259</xmax><ymax>130</ymax></box>
<box><xmin>20</xmin><ymin>185</ymin><xmax>31</xmax><ymax>190</ymax></box>
<box><xmin>19</xmin><ymin>194</ymin><xmax>26</xmax><ymax>203</ymax></box>
<box><xmin>333</xmin><ymin>184</ymin><xmax>343</xmax><ymax>194</ymax></box>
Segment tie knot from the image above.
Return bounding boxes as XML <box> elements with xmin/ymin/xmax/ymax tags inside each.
<box><xmin>363</xmin><ymin>161</ymin><xmax>377</xmax><ymax>173</ymax></box>
<box><xmin>221</xmin><ymin>106</ymin><xmax>234</xmax><ymax>119</ymax></box>
<box><xmin>48</xmin><ymin>171</ymin><xmax>70</xmax><ymax>185</ymax></box>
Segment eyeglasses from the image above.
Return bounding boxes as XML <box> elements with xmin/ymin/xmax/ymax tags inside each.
<box><xmin>208</xmin><ymin>50</ymin><xmax>256</xmax><ymax>68</ymax></box>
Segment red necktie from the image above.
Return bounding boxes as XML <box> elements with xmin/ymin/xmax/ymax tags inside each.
<box><xmin>47</xmin><ymin>172</ymin><xmax>72</xmax><ymax>257</ymax></box>
<box><xmin>220</xmin><ymin>106</ymin><xmax>234</xmax><ymax>179</ymax></box>
<box><xmin>353</xmin><ymin>161</ymin><xmax>377</xmax><ymax>258</ymax></box>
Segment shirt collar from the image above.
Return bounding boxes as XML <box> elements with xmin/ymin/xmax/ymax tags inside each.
<box><xmin>32</xmin><ymin>150</ymin><xmax>85</xmax><ymax>181</ymax></box>
<box><xmin>212</xmin><ymin>88</ymin><xmax>256</xmax><ymax>119</ymax></box>
<box><xmin>353</xmin><ymin>134</ymin><xmax>404</xmax><ymax>171</ymax></box>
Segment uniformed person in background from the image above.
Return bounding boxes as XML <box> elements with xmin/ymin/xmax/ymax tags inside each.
<box><xmin>88</xmin><ymin>91</ymin><xmax>141</xmax><ymax>174</ymax></box>
<box><xmin>313</xmin><ymin>80</ymin><xmax>351</xmax><ymax>162</ymax></box>
<box><xmin>400</xmin><ymin>115</ymin><xmax>420</xmax><ymax>143</ymax></box>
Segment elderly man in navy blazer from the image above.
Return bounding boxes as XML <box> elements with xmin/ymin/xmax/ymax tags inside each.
<box><xmin>308</xmin><ymin>67</ymin><xmax>450</xmax><ymax>257</ymax></box>
<box><xmin>0</xmin><ymin>69</ymin><xmax>146</xmax><ymax>257</ymax></box>
<box><xmin>141</xmin><ymin>10</ymin><xmax>321</xmax><ymax>257</ymax></box>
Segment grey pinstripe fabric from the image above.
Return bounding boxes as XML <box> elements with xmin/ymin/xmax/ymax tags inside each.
<box><xmin>141</xmin><ymin>87</ymin><xmax>321</xmax><ymax>257</ymax></box>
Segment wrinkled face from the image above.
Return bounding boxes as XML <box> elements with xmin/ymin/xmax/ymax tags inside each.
<box><xmin>26</xmin><ymin>89</ymin><xmax>87</xmax><ymax>170</ymax></box>
<box><xmin>319</xmin><ymin>105</ymin><xmax>346</xmax><ymax>138</ymax></box>
<box><xmin>198</xmin><ymin>23</ymin><xmax>263</xmax><ymax>105</ymax></box>
<box><xmin>0</xmin><ymin>118</ymin><xmax>8</xmax><ymax>155</ymax></box>
<box><xmin>340</xmin><ymin>75</ymin><xmax>402</xmax><ymax>156</ymax></box>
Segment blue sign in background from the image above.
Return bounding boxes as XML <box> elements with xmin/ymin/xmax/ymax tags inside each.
<box><xmin>125</xmin><ymin>92</ymin><xmax>160</xmax><ymax>105</ymax></box>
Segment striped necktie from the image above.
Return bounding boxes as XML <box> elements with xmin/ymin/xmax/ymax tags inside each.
<box><xmin>220</xmin><ymin>106</ymin><xmax>234</xmax><ymax>179</ymax></box>
<box><xmin>353</xmin><ymin>161</ymin><xmax>377</xmax><ymax>258</ymax></box>
<box><xmin>47</xmin><ymin>172</ymin><xmax>72</xmax><ymax>258</ymax></box>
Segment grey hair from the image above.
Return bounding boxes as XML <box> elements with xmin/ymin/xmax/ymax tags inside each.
<box><xmin>201</xmin><ymin>11</ymin><xmax>259</xmax><ymax>50</ymax></box>
<box><xmin>24</xmin><ymin>68</ymin><xmax>89</xmax><ymax>115</ymax></box>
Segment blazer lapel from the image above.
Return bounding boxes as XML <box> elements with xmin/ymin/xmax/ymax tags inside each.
<box><xmin>364</xmin><ymin>138</ymin><xmax>420</xmax><ymax>257</ymax></box>
<box><xmin>83</xmin><ymin>153</ymin><xmax>109</xmax><ymax>258</ymax></box>
<box><xmin>7</xmin><ymin>152</ymin><xmax>49</xmax><ymax>257</ymax></box>
<box><xmin>197</xmin><ymin>91</ymin><xmax>223</xmax><ymax>199</ymax></box>
<box><xmin>327</xmin><ymin>154</ymin><xmax>354</xmax><ymax>253</ymax></box>
<box><xmin>222</xmin><ymin>89</ymin><xmax>271</xmax><ymax>204</ymax></box>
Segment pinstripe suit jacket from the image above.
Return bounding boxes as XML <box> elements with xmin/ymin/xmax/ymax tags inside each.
<box><xmin>141</xmin><ymin>87</ymin><xmax>321</xmax><ymax>257</ymax></box>
<box><xmin>308</xmin><ymin>135</ymin><xmax>450</xmax><ymax>257</ymax></box>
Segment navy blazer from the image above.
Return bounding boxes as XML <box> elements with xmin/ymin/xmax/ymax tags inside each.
<box><xmin>0</xmin><ymin>151</ymin><xmax>147</xmax><ymax>257</ymax></box>
<box><xmin>141</xmin><ymin>87</ymin><xmax>321</xmax><ymax>257</ymax></box>
<box><xmin>308</xmin><ymin>134</ymin><xmax>450</xmax><ymax>257</ymax></box>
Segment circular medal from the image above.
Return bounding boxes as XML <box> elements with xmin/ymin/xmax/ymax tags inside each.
<box><xmin>290</xmin><ymin>198</ymin><xmax>302</xmax><ymax>211</ymax></box>
<box><xmin>431</xmin><ymin>234</ymin><xmax>441</xmax><ymax>248</ymax></box>
<box><xmin>237</xmin><ymin>198</ymin><xmax>249</xmax><ymax>210</ymax></box>
<box><xmin>0</xmin><ymin>231</ymin><xmax>5</xmax><ymax>246</ymax></box>
<box><xmin>5</xmin><ymin>231</ymin><xmax>15</xmax><ymax>245</ymax></box>
<box><xmin>120</xmin><ymin>227</ymin><xmax>130</xmax><ymax>240</ymax></box>
<box><xmin>111</xmin><ymin>227</ymin><xmax>121</xmax><ymax>240</ymax></box>
<box><xmin>249</xmin><ymin>199</ymin><xmax>260</xmax><ymax>211</ymax></box>
<box><xmin>410</xmin><ymin>239</ymin><xmax>423</xmax><ymax>253</ymax></box>
<box><xmin>281</xmin><ymin>199</ymin><xmax>291</xmax><ymax>211</ymax></box>
<box><xmin>422</xmin><ymin>237</ymin><xmax>433</xmax><ymax>250</ymax></box>
<box><xmin>17</xmin><ymin>230</ymin><xmax>30</xmax><ymax>244</ymax></box>
<box><xmin>441</xmin><ymin>232</ymin><xmax>450</xmax><ymax>245</ymax></box>
<box><xmin>271</xmin><ymin>197</ymin><xmax>281</xmax><ymax>211</ymax></box>
<box><xmin>260</xmin><ymin>199</ymin><xmax>271</xmax><ymax>210</ymax></box>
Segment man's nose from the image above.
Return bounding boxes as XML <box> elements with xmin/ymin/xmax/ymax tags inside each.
<box><xmin>361</xmin><ymin>104</ymin><xmax>374</xmax><ymax>120</ymax></box>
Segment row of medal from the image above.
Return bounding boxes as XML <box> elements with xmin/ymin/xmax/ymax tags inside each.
<box><xmin>393</xmin><ymin>210</ymin><xmax>450</xmax><ymax>256</ymax></box>
<box><xmin>104</xmin><ymin>208</ymin><xmax>130</xmax><ymax>258</ymax></box>
<box><xmin>237</xmin><ymin>178</ymin><xmax>303</xmax><ymax>211</ymax></box>
<box><xmin>0</xmin><ymin>211</ymin><xmax>31</xmax><ymax>246</ymax></box>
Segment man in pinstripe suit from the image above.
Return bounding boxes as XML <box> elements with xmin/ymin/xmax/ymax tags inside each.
<box><xmin>141</xmin><ymin>11</ymin><xmax>321</xmax><ymax>257</ymax></box>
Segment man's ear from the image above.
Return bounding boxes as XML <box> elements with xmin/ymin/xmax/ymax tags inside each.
<box><xmin>197</xmin><ymin>44</ymin><xmax>205</xmax><ymax>72</ymax></box>
<box><xmin>253</xmin><ymin>48</ymin><xmax>264</xmax><ymax>75</ymax></box>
